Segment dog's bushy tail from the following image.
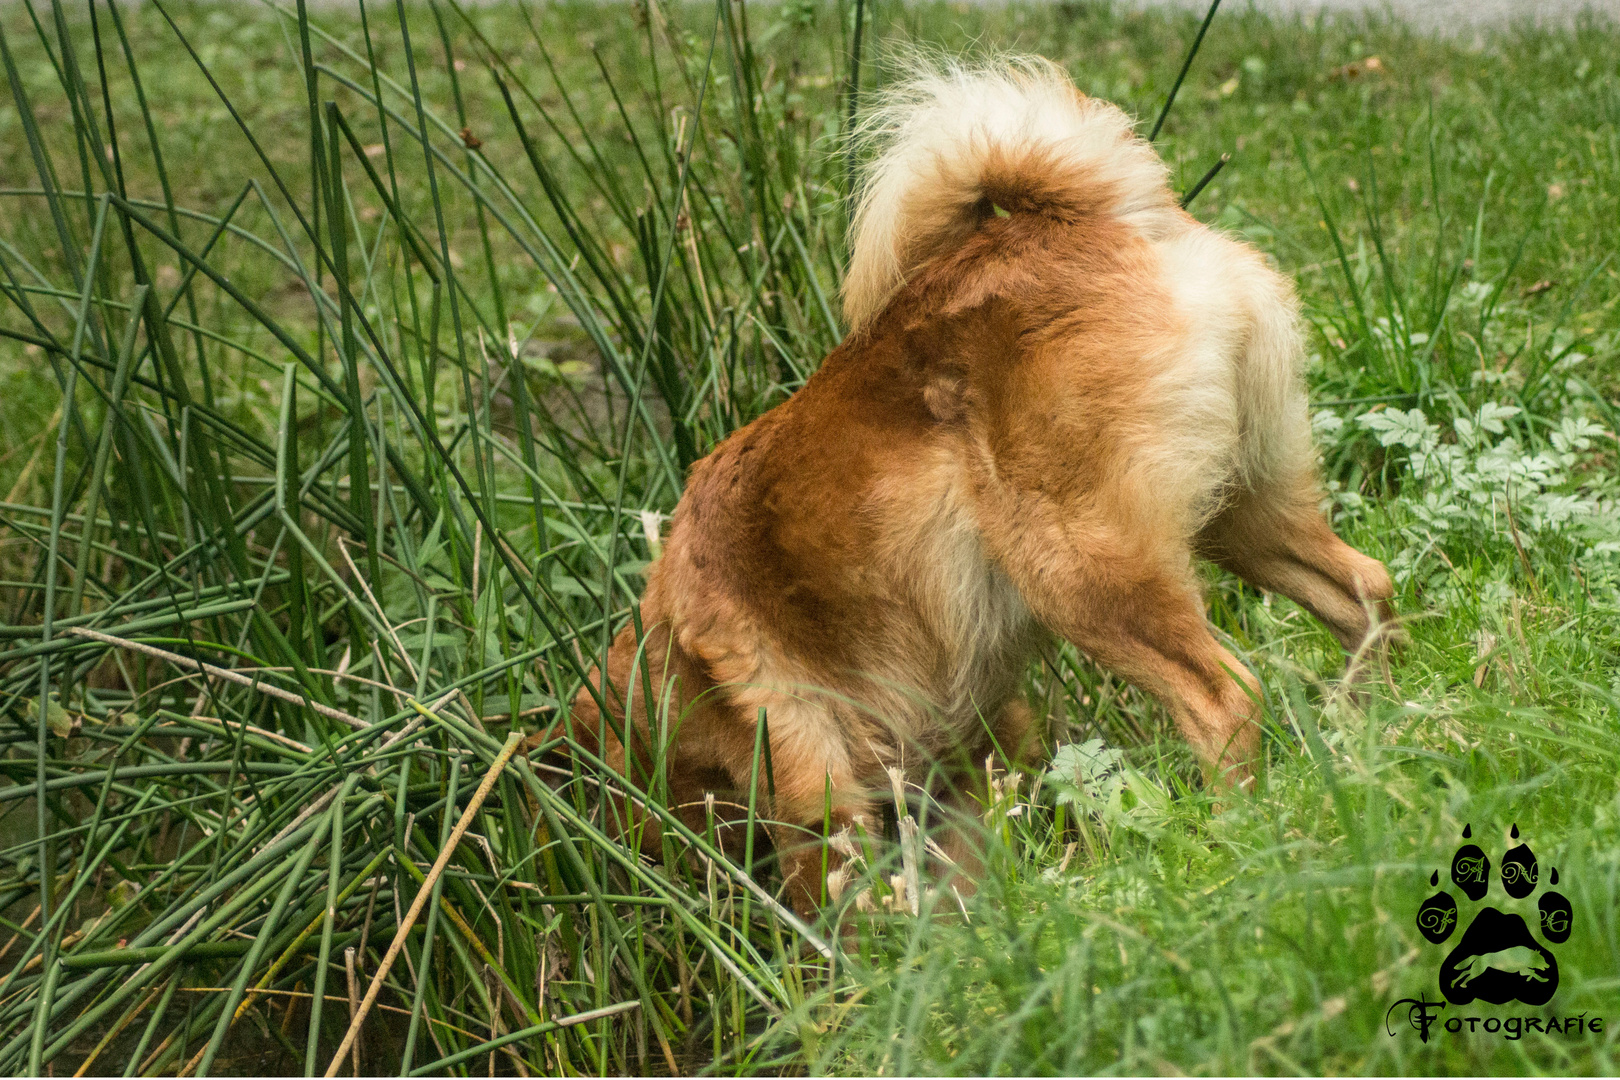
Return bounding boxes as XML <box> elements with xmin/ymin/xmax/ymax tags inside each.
<box><xmin>842</xmin><ymin>55</ymin><xmax>1174</xmax><ymax>329</ymax></box>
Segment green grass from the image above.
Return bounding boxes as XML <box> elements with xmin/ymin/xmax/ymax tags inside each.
<box><xmin>1</xmin><ymin>0</ymin><xmax>1618</xmax><ymax>1073</ymax></box>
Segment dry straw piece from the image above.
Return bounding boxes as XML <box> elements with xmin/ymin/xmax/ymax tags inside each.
<box><xmin>323</xmin><ymin>731</ymin><xmax>526</xmax><ymax>1077</ymax></box>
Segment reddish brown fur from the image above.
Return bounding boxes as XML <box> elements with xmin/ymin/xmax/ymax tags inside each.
<box><xmin>538</xmin><ymin>94</ymin><xmax>1394</xmax><ymax>919</ymax></box>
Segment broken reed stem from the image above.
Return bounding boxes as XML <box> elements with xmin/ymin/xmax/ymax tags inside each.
<box><xmin>65</xmin><ymin>627</ymin><xmax>366</xmax><ymax>729</ymax></box>
<box><xmin>322</xmin><ymin>732</ymin><xmax>525</xmax><ymax>1077</ymax></box>
<box><xmin>344</xmin><ymin>948</ymin><xmax>361</xmax><ymax>1077</ymax></box>
<box><xmin>1180</xmin><ymin>151</ymin><xmax>1230</xmax><ymax>208</ymax></box>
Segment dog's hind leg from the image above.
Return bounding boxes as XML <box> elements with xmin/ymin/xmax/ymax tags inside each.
<box><xmin>1201</xmin><ymin>249</ymin><xmax>1397</xmax><ymax>662</ymax></box>
<box><xmin>1196</xmin><ymin>479</ymin><xmax>1395</xmax><ymax>659</ymax></box>
<box><xmin>993</xmin><ymin>526</ymin><xmax>1264</xmax><ymax>788</ymax></box>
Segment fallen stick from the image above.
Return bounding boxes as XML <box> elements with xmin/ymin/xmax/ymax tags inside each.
<box><xmin>64</xmin><ymin>627</ymin><xmax>366</xmax><ymax>729</ymax></box>
<box><xmin>323</xmin><ymin>732</ymin><xmax>525</xmax><ymax>1077</ymax></box>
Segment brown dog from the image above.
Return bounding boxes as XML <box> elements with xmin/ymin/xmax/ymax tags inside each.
<box><xmin>553</xmin><ymin>57</ymin><xmax>1393</xmax><ymax>917</ymax></box>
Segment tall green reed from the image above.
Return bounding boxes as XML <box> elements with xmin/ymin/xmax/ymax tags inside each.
<box><xmin>0</xmin><ymin>0</ymin><xmax>854</xmax><ymax>1069</ymax></box>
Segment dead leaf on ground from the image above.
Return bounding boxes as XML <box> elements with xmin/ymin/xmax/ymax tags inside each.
<box><xmin>1330</xmin><ymin>56</ymin><xmax>1386</xmax><ymax>80</ymax></box>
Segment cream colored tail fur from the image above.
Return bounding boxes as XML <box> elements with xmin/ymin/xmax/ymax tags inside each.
<box><xmin>842</xmin><ymin>55</ymin><xmax>1176</xmax><ymax>329</ymax></box>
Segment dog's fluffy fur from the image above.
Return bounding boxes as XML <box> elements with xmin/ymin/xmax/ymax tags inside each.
<box><xmin>553</xmin><ymin>57</ymin><xmax>1393</xmax><ymax>915</ymax></box>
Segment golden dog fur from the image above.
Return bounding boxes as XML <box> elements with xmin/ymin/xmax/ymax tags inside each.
<box><xmin>548</xmin><ymin>57</ymin><xmax>1394</xmax><ymax>916</ymax></box>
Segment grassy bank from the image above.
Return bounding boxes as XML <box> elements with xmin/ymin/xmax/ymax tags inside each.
<box><xmin>1</xmin><ymin>0</ymin><xmax>1618</xmax><ymax>1073</ymax></box>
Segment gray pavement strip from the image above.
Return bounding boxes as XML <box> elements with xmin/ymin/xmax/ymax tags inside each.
<box><xmin>1124</xmin><ymin>0</ymin><xmax>1619</xmax><ymax>31</ymax></box>
<box><xmin>25</xmin><ymin>0</ymin><xmax>1619</xmax><ymax>24</ymax></box>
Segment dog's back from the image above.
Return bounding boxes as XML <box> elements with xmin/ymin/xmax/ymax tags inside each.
<box><xmin>557</xmin><ymin>57</ymin><xmax>1393</xmax><ymax>914</ymax></box>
